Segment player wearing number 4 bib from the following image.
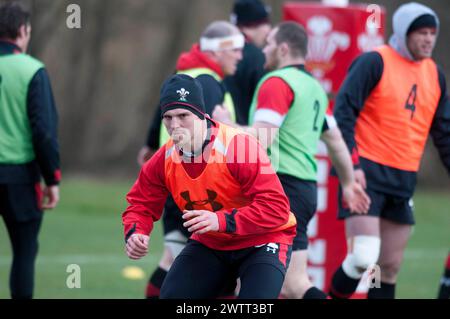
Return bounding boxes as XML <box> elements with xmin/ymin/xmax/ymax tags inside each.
<box><xmin>213</xmin><ymin>22</ymin><xmax>370</xmax><ymax>299</ymax></box>
<box><xmin>330</xmin><ymin>2</ymin><xmax>450</xmax><ymax>299</ymax></box>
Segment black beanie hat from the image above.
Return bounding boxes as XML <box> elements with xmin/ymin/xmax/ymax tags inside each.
<box><xmin>159</xmin><ymin>74</ymin><xmax>206</xmax><ymax>120</ymax></box>
<box><xmin>407</xmin><ymin>14</ymin><xmax>437</xmax><ymax>35</ymax></box>
<box><xmin>231</xmin><ymin>0</ymin><xmax>270</xmax><ymax>27</ymax></box>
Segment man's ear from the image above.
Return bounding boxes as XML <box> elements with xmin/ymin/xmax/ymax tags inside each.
<box><xmin>16</xmin><ymin>23</ymin><xmax>31</xmax><ymax>42</ymax></box>
<box><xmin>17</xmin><ymin>24</ymin><xmax>27</xmax><ymax>38</ymax></box>
<box><xmin>279</xmin><ymin>42</ymin><xmax>290</xmax><ymax>57</ymax></box>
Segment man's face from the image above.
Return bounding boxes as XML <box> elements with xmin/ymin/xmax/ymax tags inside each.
<box><xmin>216</xmin><ymin>47</ymin><xmax>243</xmax><ymax>76</ymax></box>
<box><xmin>243</xmin><ymin>23</ymin><xmax>272</xmax><ymax>48</ymax></box>
<box><xmin>162</xmin><ymin>108</ymin><xmax>205</xmax><ymax>151</ymax></box>
<box><xmin>263</xmin><ymin>27</ymin><xmax>279</xmax><ymax>71</ymax></box>
<box><xmin>407</xmin><ymin>27</ymin><xmax>437</xmax><ymax>60</ymax></box>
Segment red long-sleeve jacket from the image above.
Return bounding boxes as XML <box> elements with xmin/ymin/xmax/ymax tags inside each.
<box><xmin>122</xmin><ymin>122</ymin><xmax>296</xmax><ymax>250</ymax></box>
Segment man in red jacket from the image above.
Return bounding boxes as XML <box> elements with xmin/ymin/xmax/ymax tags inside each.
<box><xmin>138</xmin><ymin>20</ymin><xmax>244</xmax><ymax>298</ymax></box>
<box><xmin>123</xmin><ymin>74</ymin><xmax>296</xmax><ymax>298</ymax></box>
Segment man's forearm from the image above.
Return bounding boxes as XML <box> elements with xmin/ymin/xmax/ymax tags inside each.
<box><xmin>329</xmin><ymin>144</ymin><xmax>354</xmax><ymax>187</ymax></box>
<box><xmin>322</xmin><ymin>128</ymin><xmax>354</xmax><ymax>187</ymax></box>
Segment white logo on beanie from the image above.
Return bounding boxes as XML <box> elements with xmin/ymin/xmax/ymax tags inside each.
<box><xmin>176</xmin><ymin>88</ymin><xmax>190</xmax><ymax>101</ymax></box>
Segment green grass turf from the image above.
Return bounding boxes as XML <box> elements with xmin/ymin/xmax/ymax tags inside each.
<box><xmin>0</xmin><ymin>178</ymin><xmax>448</xmax><ymax>299</ymax></box>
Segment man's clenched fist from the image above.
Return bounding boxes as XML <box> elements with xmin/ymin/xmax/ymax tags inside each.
<box><xmin>125</xmin><ymin>234</ymin><xmax>149</xmax><ymax>260</ymax></box>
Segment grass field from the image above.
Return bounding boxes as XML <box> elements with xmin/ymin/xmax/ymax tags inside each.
<box><xmin>0</xmin><ymin>178</ymin><xmax>448</xmax><ymax>299</ymax></box>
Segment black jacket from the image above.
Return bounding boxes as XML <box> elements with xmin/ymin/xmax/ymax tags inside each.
<box><xmin>224</xmin><ymin>42</ymin><xmax>266</xmax><ymax>125</ymax></box>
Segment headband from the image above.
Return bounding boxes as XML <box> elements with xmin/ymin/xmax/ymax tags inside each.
<box><xmin>199</xmin><ymin>34</ymin><xmax>245</xmax><ymax>52</ymax></box>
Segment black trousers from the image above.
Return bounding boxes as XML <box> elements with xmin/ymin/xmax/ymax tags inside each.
<box><xmin>160</xmin><ymin>239</ymin><xmax>292</xmax><ymax>299</ymax></box>
<box><xmin>0</xmin><ymin>184</ymin><xmax>43</xmax><ymax>299</ymax></box>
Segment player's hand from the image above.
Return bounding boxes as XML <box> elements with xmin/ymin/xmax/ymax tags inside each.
<box><xmin>42</xmin><ymin>185</ymin><xmax>60</xmax><ymax>210</ymax></box>
<box><xmin>125</xmin><ymin>234</ymin><xmax>149</xmax><ymax>260</ymax></box>
<box><xmin>212</xmin><ymin>104</ymin><xmax>232</xmax><ymax>124</ymax></box>
<box><xmin>137</xmin><ymin>146</ymin><xmax>155</xmax><ymax>166</ymax></box>
<box><xmin>171</xmin><ymin>127</ymin><xmax>192</xmax><ymax>150</ymax></box>
<box><xmin>354</xmin><ymin>168</ymin><xmax>367</xmax><ymax>189</ymax></box>
<box><xmin>182</xmin><ymin>210</ymin><xmax>219</xmax><ymax>235</ymax></box>
<box><xmin>342</xmin><ymin>182</ymin><xmax>371</xmax><ymax>214</ymax></box>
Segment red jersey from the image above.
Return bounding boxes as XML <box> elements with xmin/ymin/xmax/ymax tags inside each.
<box><xmin>122</xmin><ymin>121</ymin><xmax>296</xmax><ymax>250</ymax></box>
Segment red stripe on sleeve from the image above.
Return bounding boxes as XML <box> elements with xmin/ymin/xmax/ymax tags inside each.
<box><xmin>54</xmin><ymin>169</ymin><xmax>62</xmax><ymax>182</ymax></box>
<box><xmin>34</xmin><ymin>183</ymin><xmax>43</xmax><ymax>210</ymax></box>
<box><xmin>351</xmin><ymin>147</ymin><xmax>360</xmax><ymax>166</ymax></box>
